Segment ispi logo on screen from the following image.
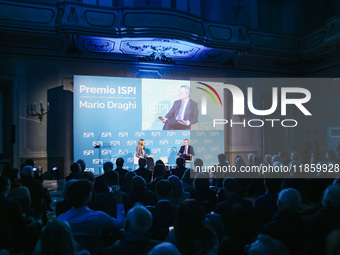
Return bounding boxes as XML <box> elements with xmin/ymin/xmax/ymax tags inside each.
<box><xmin>196</xmin><ymin>82</ymin><xmax>312</xmax><ymax>128</ymax></box>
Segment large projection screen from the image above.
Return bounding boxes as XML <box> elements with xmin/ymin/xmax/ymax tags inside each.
<box><xmin>74</xmin><ymin>76</ymin><xmax>225</xmax><ymax>174</ymax></box>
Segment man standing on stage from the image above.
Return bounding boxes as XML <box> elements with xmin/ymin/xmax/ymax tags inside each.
<box><xmin>158</xmin><ymin>85</ymin><xmax>198</xmax><ymax>130</ymax></box>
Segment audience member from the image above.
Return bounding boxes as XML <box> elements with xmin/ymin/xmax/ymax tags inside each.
<box><xmin>114</xmin><ymin>158</ymin><xmax>128</xmax><ymax>186</ymax></box>
<box><xmin>77</xmin><ymin>159</ymin><xmax>86</xmax><ymax>173</ymax></box>
<box><xmin>123</xmin><ymin>176</ymin><xmax>156</xmax><ymax>212</ymax></box>
<box><xmin>308</xmin><ymin>185</ymin><xmax>340</xmax><ymax>255</ymax></box>
<box><xmin>148</xmin><ymin>180</ymin><xmax>177</xmax><ymax>240</ymax></box>
<box><xmin>261</xmin><ymin>188</ymin><xmax>307</xmax><ymax>255</ymax></box>
<box><xmin>168</xmin><ymin>175</ymin><xmax>190</xmax><ymax>206</ymax></box>
<box><xmin>246</xmin><ymin>234</ymin><xmax>289</xmax><ymax>255</ymax></box>
<box><xmin>94</xmin><ymin>162</ymin><xmax>114</xmax><ymax>193</ymax></box>
<box><xmin>66</xmin><ymin>163</ymin><xmax>82</xmax><ymax>182</ymax></box>
<box><xmin>166</xmin><ymin>199</ymin><xmax>218</xmax><ymax>255</ymax></box>
<box><xmin>135</xmin><ymin>158</ymin><xmax>152</xmax><ymax>183</ymax></box>
<box><xmin>147</xmin><ymin>164</ymin><xmax>165</xmax><ymax>192</ymax></box>
<box><xmin>33</xmin><ymin>220</ymin><xmax>90</xmax><ymax>255</ymax></box>
<box><xmin>148</xmin><ymin>242</ymin><xmax>181</xmax><ymax>255</ymax></box>
<box><xmin>103</xmin><ymin>204</ymin><xmax>160</xmax><ymax>255</ymax></box>
<box><xmin>191</xmin><ymin>172</ymin><xmax>217</xmax><ymax>213</ymax></box>
<box><xmin>121</xmin><ymin>171</ymin><xmax>136</xmax><ymax>193</ymax></box>
<box><xmin>171</xmin><ymin>157</ymin><xmax>186</xmax><ymax>180</ymax></box>
<box><xmin>58</xmin><ymin>180</ymin><xmax>124</xmax><ymax>255</ymax></box>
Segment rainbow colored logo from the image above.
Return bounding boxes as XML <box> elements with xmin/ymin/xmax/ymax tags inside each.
<box><xmin>197</xmin><ymin>82</ymin><xmax>223</xmax><ymax>106</ymax></box>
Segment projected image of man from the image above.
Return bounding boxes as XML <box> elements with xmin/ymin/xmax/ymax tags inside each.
<box><xmin>158</xmin><ymin>85</ymin><xmax>198</xmax><ymax>130</ymax></box>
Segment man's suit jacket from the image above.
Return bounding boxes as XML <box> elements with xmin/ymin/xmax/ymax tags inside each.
<box><xmin>165</xmin><ymin>99</ymin><xmax>198</xmax><ymax>125</ymax></box>
<box><xmin>179</xmin><ymin>145</ymin><xmax>194</xmax><ymax>156</ymax></box>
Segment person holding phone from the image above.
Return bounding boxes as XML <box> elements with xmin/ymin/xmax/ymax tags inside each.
<box><xmin>135</xmin><ymin>139</ymin><xmax>155</xmax><ymax>171</ymax></box>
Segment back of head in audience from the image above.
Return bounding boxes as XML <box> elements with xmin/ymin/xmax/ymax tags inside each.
<box><xmin>193</xmin><ymin>172</ymin><xmax>210</xmax><ymax>191</ymax></box>
<box><xmin>277</xmin><ymin>188</ymin><xmax>301</xmax><ymax>212</ymax></box>
<box><xmin>264</xmin><ymin>154</ymin><xmax>272</xmax><ymax>164</ymax></box>
<box><xmin>148</xmin><ymin>242</ymin><xmax>181</xmax><ymax>255</ymax></box>
<box><xmin>105</xmin><ymin>171</ymin><xmax>119</xmax><ymax>187</ymax></box>
<box><xmin>322</xmin><ymin>185</ymin><xmax>340</xmax><ymax>208</ymax></box>
<box><xmin>125</xmin><ymin>204</ymin><xmax>152</xmax><ymax>235</ymax></box>
<box><xmin>175</xmin><ymin>199</ymin><xmax>216</xmax><ymax>254</ymax></box>
<box><xmin>223</xmin><ymin>177</ymin><xmax>239</xmax><ymax>195</ymax></box>
<box><xmin>252</xmin><ymin>155</ymin><xmax>261</xmax><ymax>166</ymax></box>
<box><xmin>103</xmin><ymin>162</ymin><xmax>114</xmax><ymax>173</ymax></box>
<box><xmin>116</xmin><ymin>158</ymin><xmax>124</xmax><ymax>168</ymax></box>
<box><xmin>76</xmin><ymin>159</ymin><xmax>86</xmax><ymax>173</ymax></box>
<box><xmin>21</xmin><ymin>165</ymin><xmax>33</xmax><ymax>177</ymax></box>
<box><xmin>271</xmin><ymin>155</ymin><xmax>281</xmax><ymax>164</ymax></box>
<box><xmin>70</xmin><ymin>163</ymin><xmax>81</xmax><ymax>174</ymax></box>
<box><xmin>168</xmin><ymin>175</ymin><xmax>183</xmax><ymax>197</ymax></box>
<box><xmin>181</xmin><ymin>168</ymin><xmax>194</xmax><ymax>184</ymax></box>
<box><xmin>326</xmin><ymin>228</ymin><xmax>340</xmax><ymax>255</ymax></box>
<box><xmin>138</xmin><ymin>158</ymin><xmax>147</xmax><ymax>168</ymax></box>
<box><xmin>153</xmin><ymin>165</ymin><xmax>165</xmax><ymax>178</ymax></box>
<box><xmin>155</xmin><ymin>179</ymin><xmax>172</xmax><ymax>200</ymax></box>
<box><xmin>246</xmin><ymin>234</ymin><xmax>289</xmax><ymax>255</ymax></box>
<box><xmin>194</xmin><ymin>158</ymin><xmax>203</xmax><ymax>167</ymax></box>
<box><xmin>125</xmin><ymin>171</ymin><xmax>136</xmax><ymax>183</ymax></box>
<box><xmin>40</xmin><ymin>220</ymin><xmax>78</xmax><ymax>255</ymax></box>
<box><xmin>155</xmin><ymin>159</ymin><xmax>165</xmax><ymax>166</ymax></box>
<box><xmin>0</xmin><ymin>176</ymin><xmax>10</xmax><ymax>194</ymax></box>
<box><xmin>80</xmin><ymin>172</ymin><xmax>95</xmax><ymax>183</ymax></box>
<box><xmin>66</xmin><ymin>180</ymin><xmax>93</xmax><ymax>208</ymax></box>
<box><xmin>131</xmin><ymin>176</ymin><xmax>146</xmax><ymax>191</ymax></box>
<box><xmin>176</xmin><ymin>157</ymin><xmax>184</xmax><ymax>167</ymax></box>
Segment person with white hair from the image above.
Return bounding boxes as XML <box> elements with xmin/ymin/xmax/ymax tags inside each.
<box><xmin>246</xmin><ymin>234</ymin><xmax>289</xmax><ymax>255</ymax></box>
<box><xmin>308</xmin><ymin>185</ymin><xmax>340</xmax><ymax>255</ymax></box>
<box><xmin>103</xmin><ymin>204</ymin><xmax>161</xmax><ymax>255</ymax></box>
<box><xmin>147</xmin><ymin>242</ymin><xmax>181</xmax><ymax>255</ymax></box>
<box><xmin>261</xmin><ymin>188</ymin><xmax>307</xmax><ymax>255</ymax></box>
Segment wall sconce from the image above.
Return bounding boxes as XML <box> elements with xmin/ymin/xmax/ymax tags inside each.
<box><xmin>26</xmin><ymin>101</ymin><xmax>49</xmax><ymax>123</ymax></box>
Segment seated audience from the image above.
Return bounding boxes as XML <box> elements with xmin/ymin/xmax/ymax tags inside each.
<box><xmin>66</xmin><ymin>163</ymin><xmax>82</xmax><ymax>182</ymax></box>
<box><xmin>253</xmin><ymin>179</ymin><xmax>280</xmax><ymax>229</ymax></box>
<box><xmin>326</xmin><ymin>228</ymin><xmax>340</xmax><ymax>255</ymax></box>
<box><xmin>90</xmin><ymin>171</ymin><xmax>123</xmax><ymax>218</ymax></box>
<box><xmin>308</xmin><ymin>185</ymin><xmax>340</xmax><ymax>255</ymax></box>
<box><xmin>3</xmin><ymin>167</ymin><xmax>31</xmax><ymax>216</ymax></box>
<box><xmin>58</xmin><ymin>180</ymin><xmax>124</xmax><ymax>255</ymax></box>
<box><xmin>147</xmin><ymin>164</ymin><xmax>165</xmax><ymax>192</ymax></box>
<box><xmin>103</xmin><ymin>204</ymin><xmax>161</xmax><ymax>255</ymax></box>
<box><xmin>80</xmin><ymin>171</ymin><xmax>95</xmax><ymax>184</ymax></box>
<box><xmin>171</xmin><ymin>157</ymin><xmax>187</xmax><ymax>180</ymax></box>
<box><xmin>191</xmin><ymin>172</ymin><xmax>217</xmax><ymax>213</ymax></box>
<box><xmin>55</xmin><ymin>179</ymin><xmax>78</xmax><ymax>217</ymax></box>
<box><xmin>114</xmin><ymin>158</ymin><xmax>128</xmax><ymax>186</ymax></box>
<box><xmin>0</xmin><ymin>176</ymin><xmax>25</xmax><ymax>253</ymax></box>
<box><xmin>148</xmin><ymin>180</ymin><xmax>177</xmax><ymax>240</ymax></box>
<box><xmin>148</xmin><ymin>242</ymin><xmax>181</xmax><ymax>255</ymax></box>
<box><xmin>181</xmin><ymin>168</ymin><xmax>195</xmax><ymax>193</ymax></box>
<box><xmin>77</xmin><ymin>159</ymin><xmax>86</xmax><ymax>173</ymax></box>
<box><xmin>121</xmin><ymin>171</ymin><xmax>136</xmax><ymax>193</ymax></box>
<box><xmin>21</xmin><ymin>165</ymin><xmax>51</xmax><ymax>220</ymax></box>
<box><xmin>135</xmin><ymin>158</ymin><xmax>152</xmax><ymax>183</ymax></box>
<box><xmin>123</xmin><ymin>176</ymin><xmax>156</xmax><ymax>212</ymax></box>
<box><xmin>215</xmin><ymin>178</ymin><xmax>253</xmax><ymax>232</ymax></box>
<box><xmin>94</xmin><ymin>162</ymin><xmax>113</xmax><ymax>193</ymax></box>
<box><xmin>167</xmin><ymin>175</ymin><xmax>190</xmax><ymax>206</ymax></box>
<box><xmin>262</xmin><ymin>188</ymin><xmax>307</xmax><ymax>255</ymax></box>
<box><xmin>166</xmin><ymin>199</ymin><xmax>218</xmax><ymax>255</ymax></box>
<box><xmin>246</xmin><ymin>234</ymin><xmax>289</xmax><ymax>255</ymax></box>
<box><xmin>33</xmin><ymin>220</ymin><xmax>90</xmax><ymax>255</ymax></box>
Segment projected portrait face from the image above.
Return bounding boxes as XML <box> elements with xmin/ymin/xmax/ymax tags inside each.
<box><xmin>178</xmin><ymin>86</ymin><xmax>190</xmax><ymax>101</ymax></box>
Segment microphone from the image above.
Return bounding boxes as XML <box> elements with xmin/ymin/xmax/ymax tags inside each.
<box><xmin>93</xmin><ymin>132</ymin><xmax>103</xmax><ymax>148</ymax></box>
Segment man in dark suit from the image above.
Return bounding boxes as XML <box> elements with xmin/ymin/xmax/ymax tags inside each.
<box><xmin>178</xmin><ymin>138</ymin><xmax>194</xmax><ymax>161</ymax></box>
<box><xmin>158</xmin><ymin>85</ymin><xmax>198</xmax><ymax>130</ymax></box>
